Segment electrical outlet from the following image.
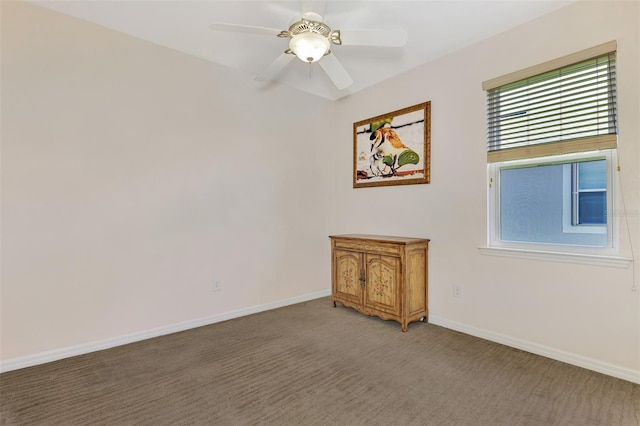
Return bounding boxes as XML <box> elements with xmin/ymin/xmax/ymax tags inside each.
<box><xmin>213</xmin><ymin>280</ymin><xmax>221</xmax><ymax>292</ymax></box>
<box><xmin>454</xmin><ymin>285</ymin><xmax>462</xmax><ymax>298</ymax></box>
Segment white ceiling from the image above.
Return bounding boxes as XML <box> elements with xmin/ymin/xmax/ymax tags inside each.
<box><xmin>30</xmin><ymin>0</ymin><xmax>573</xmax><ymax>101</ymax></box>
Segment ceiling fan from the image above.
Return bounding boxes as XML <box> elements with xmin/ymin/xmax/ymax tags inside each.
<box><xmin>209</xmin><ymin>4</ymin><xmax>408</xmax><ymax>90</ymax></box>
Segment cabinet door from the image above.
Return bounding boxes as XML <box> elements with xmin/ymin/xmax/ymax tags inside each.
<box><xmin>363</xmin><ymin>254</ymin><xmax>400</xmax><ymax>315</ymax></box>
<box><xmin>333</xmin><ymin>249</ymin><xmax>362</xmax><ymax>304</ymax></box>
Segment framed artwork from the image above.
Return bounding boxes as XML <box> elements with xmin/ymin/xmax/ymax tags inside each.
<box><xmin>353</xmin><ymin>102</ymin><xmax>430</xmax><ymax>188</ymax></box>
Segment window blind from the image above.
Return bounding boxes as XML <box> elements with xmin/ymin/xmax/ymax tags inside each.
<box><xmin>485</xmin><ymin>45</ymin><xmax>617</xmax><ymax>163</ymax></box>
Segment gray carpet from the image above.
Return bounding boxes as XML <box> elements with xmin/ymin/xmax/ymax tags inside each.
<box><xmin>1</xmin><ymin>297</ymin><xmax>638</xmax><ymax>425</ymax></box>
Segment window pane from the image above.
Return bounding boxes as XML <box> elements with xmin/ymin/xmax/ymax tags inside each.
<box><xmin>578</xmin><ymin>192</ymin><xmax>607</xmax><ymax>224</ymax></box>
<box><xmin>500</xmin><ymin>163</ymin><xmax>607</xmax><ymax>247</ymax></box>
<box><xmin>577</xmin><ymin>160</ymin><xmax>606</xmax><ymax>190</ymax></box>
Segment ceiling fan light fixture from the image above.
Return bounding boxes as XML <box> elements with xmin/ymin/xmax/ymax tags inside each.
<box><xmin>289</xmin><ymin>32</ymin><xmax>330</xmax><ymax>63</ymax></box>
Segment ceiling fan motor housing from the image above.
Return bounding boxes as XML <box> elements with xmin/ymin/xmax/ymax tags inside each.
<box><xmin>278</xmin><ymin>14</ymin><xmax>343</xmax><ymax>63</ymax></box>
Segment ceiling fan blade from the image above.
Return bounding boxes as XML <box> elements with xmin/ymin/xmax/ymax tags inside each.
<box><xmin>339</xmin><ymin>29</ymin><xmax>408</xmax><ymax>47</ymax></box>
<box><xmin>256</xmin><ymin>53</ymin><xmax>295</xmax><ymax>82</ymax></box>
<box><xmin>209</xmin><ymin>23</ymin><xmax>282</xmax><ymax>37</ymax></box>
<box><xmin>319</xmin><ymin>53</ymin><xmax>353</xmax><ymax>90</ymax></box>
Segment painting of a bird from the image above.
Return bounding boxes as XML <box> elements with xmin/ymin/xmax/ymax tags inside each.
<box><xmin>369</xmin><ymin>127</ymin><xmax>419</xmax><ymax>177</ymax></box>
<box><xmin>353</xmin><ymin>102</ymin><xmax>430</xmax><ymax>187</ymax></box>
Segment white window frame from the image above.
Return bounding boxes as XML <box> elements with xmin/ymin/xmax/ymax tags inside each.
<box><xmin>487</xmin><ymin>150</ymin><xmax>619</xmax><ymax>257</ymax></box>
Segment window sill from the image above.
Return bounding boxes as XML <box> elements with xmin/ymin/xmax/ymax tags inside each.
<box><xmin>479</xmin><ymin>246</ymin><xmax>632</xmax><ymax>268</ymax></box>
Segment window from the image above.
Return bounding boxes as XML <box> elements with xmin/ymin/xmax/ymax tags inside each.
<box><xmin>483</xmin><ymin>42</ymin><xmax>619</xmax><ymax>256</ymax></box>
<box><xmin>572</xmin><ymin>160</ymin><xmax>607</xmax><ymax>226</ymax></box>
<box><xmin>490</xmin><ymin>151</ymin><xmax>614</xmax><ymax>250</ymax></box>
<box><xmin>561</xmin><ymin>158</ymin><xmax>608</xmax><ymax>236</ymax></box>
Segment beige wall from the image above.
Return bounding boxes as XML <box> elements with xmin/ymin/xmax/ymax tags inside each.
<box><xmin>2</xmin><ymin>0</ymin><xmax>639</xmax><ymax>382</ymax></box>
<box><xmin>1</xmin><ymin>1</ymin><xmax>333</xmax><ymax>361</ymax></box>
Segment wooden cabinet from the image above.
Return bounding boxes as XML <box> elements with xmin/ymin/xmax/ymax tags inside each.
<box><xmin>330</xmin><ymin>234</ymin><xmax>429</xmax><ymax>332</ymax></box>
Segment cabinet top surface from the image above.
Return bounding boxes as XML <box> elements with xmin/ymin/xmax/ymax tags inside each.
<box><xmin>329</xmin><ymin>234</ymin><xmax>430</xmax><ymax>244</ymax></box>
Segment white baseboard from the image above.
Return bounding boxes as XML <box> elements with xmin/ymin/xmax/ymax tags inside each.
<box><xmin>0</xmin><ymin>289</ymin><xmax>331</xmax><ymax>374</ymax></box>
<box><xmin>429</xmin><ymin>315</ymin><xmax>640</xmax><ymax>385</ymax></box>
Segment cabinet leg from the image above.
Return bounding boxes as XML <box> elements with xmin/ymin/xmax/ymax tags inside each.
<box><xmin>401</xmin><ymin>323</ymin><xmax>408</xmax><ymax>332</ymax></box>
<box><xmin>331</xmin><ymin>300</ymin><xmax>336</xmax><ymax>308</ymax></box>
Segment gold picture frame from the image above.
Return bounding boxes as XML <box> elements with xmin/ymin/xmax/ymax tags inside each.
<box><xmin>353</xmin><ymin>102</ymin><xmax>431</xmax><ymax>188</ymax></box>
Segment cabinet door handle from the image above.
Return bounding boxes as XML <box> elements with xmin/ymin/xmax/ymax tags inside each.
<box><xmin>359</xmin><ymin>272</ymin><xmax>366</xmax><ymax>286</ymax></box>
